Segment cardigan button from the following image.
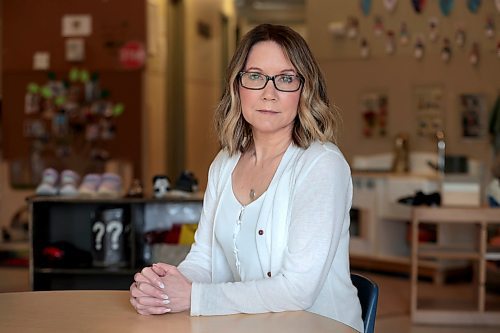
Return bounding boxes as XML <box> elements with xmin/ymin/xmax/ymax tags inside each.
<box><xmin>267</xmin><ymin>272</ymin><xmax>271</xmax><ymax>277</ymax></box>
<box><xmin>258</xmin><ymin>229</ymin><xmax>264</xmax><ymax>235</ymax></box>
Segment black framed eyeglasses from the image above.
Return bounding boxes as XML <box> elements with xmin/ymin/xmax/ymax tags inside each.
<box><xmin>239</xmin><ymin>71</ymin><xmax>303</xmax><ymax>92</ymax></box>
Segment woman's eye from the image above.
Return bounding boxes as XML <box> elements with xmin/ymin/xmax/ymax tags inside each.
<box><xmin>279</xmin><ymin>75</ymin><xmax>294</xmax><ymax>84</ymax></box>
<box><xmin>248</xmin><ymin>73</ymin><xmax>262</xmax><ymax>80</ymax></box>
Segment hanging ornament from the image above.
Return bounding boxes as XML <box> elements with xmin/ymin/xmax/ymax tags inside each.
<box><xmin>469</xmin><ymin>42</ymin><xmax>479</xmax><ymax>66</ymax></box>
<box><xmin>455</xmin><ymin>27</ymin><xmax>466</xmax><ymax>48</ymax></box>
<box><xmin>441</xmin><ymin>38</ymin><xmax>452</xmax><ymax>63</ymax></box>
<box><xmin>373</xmin><ymin>15</ymin><xmax>384</xmax><ymax>37</ymax></box>
<box><xmin>384</xmin><ymin>0</ymin><xmax>398</xmax><ymax>12</ymax></box>
<box><xmin>385</xmin><ymin>30</ymin><xmax>396</xmax><ymax>54</ymax></box>
<box><xmin>428</xmin><ymin>17</ymin><xmax>440</xmax><ymax>43</ymax></box>
<box><xmin>399</xmin><ymin>22</ymin><xmax>410</xmax><ymax>46</ymax></box>
<box><xmin>496</xmin><ymin>0</ymin><xmax>500</xmax><ymax>13</ymax></box>
<box><xmin>414</xmin><ymin>36</ymin><xmax>425</xmax><ymax>60</ymax></box>
<box><xmin>467</xmin><ymin>0</ymin><xmax>481</xmax><ymax>14</ymax></box>
<box><xmin>485</xmin><ymin>16</ymin><xmax>495</xmax><ymax>39</ymax></box>
<box><xmin>411</xmin><ymin>0</ymin><xmax>426</xmax><ymax>14</ymax></box>
<box><xmin>347</xmin><ymin>16</ymin><xmax>360</xmax><ymax>39</ymax></box>
<box><xmin>360</xmin><ymin>38</ymin><xmax>370</xmax><ymax>58</ymax></box>
<box><xmin>439</xmin><ymin>0</ymin><xmax>454</xmax><ymax>16</ymax></box>
<box><xmin>360</xmin><ymin>0</ymin><xmax>372</xmax><ymax>16</ymax></box>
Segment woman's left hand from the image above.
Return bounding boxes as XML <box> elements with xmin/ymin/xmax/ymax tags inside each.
<box><xmin>150</xmin><ymin>263</ymin><xmax>192</xmax><ymax>313</ymax></box>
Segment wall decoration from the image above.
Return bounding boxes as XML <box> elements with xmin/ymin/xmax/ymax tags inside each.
<box><xmin>414</xmin><ymin>85</ymin><xmax>444</xmax><ymax>137</ymax></box>
<box><xmin>441</xmin><ymin>38</ymin><xmax>452</xmax><ymax>63</ymax></box>
<box><xmin>385</xmin><ymin>30</ymin><xmax>396</xmax><ymax>54</ymax></box>
<box><xmin>360</xmin><ymin>38</ymin><xmax>370</xmax><ymax>58</ymax></box>
<box><xmin>469</xmin><ymin>42</ymin><xmax>480</xmax><ymax>66</ymax></box>
<box><xmin>428</xmin><ymin>17</ymin><xmax>439</xmax><ymax>42</ymax></box>
<box><xmin>62</xmin><ymin>15</ymin><xmax>92</xmax><ymax>37</ymax></box>
<box><xmin>485</xmin><ymin>16</ymin><xmax>495</xmax><ymax>39</ymax></box>
<box><xmin>455</xmin><ymin>27</ymin><xmax>466</xmax><ymax>47</ymax></box>
<box><xmin>459</xmin><ymin>94</ymin><xmax>487</xmax><ymax>139</ymax></box>
<box><xmin>383</xmin><ymin>0</ymin><xmax>398</xmax><ymax>12</ymax></box>
<box><xmin>346</xmin><ymin>16</ymin><xmax>360</xmax><ymax>39</ymax></box>
<box><xmin>65</xmin><ymin>38</ymin><xmax>85</xmax><ymax>62</ymax></box>
<box><xmin>414</xmin><ymin>36</ymin><xmax>425</xmax><ymax>60</ymax></box>
<box><xmin>33</xmin><ymin>52</ymin><xmax>50</xmax><ymax>70</ymax></box>
<box><xmin>373</xmin><ymin>16</ymin><xmax>384</xmax><ymax>36</ymax></box>
<box><xmin>467</xmin><ymin>0</ymin><xmax>481</xmax><ymax>14</ymax></box>
<box><xmin>360</xmin><ymin>0</ymin><xmax>372</xmax><ymax>16</ymax></box>
<box><xmin>411</xmin><ymin>0</ymin><xmax>426</xmax><ymax>14</ymax></box>
<box><xmin>439</xmin><ymin>0</ymin><xmax>454</xmax><ymax>16</ymax></box>
<box><xmin>21</xmin><ymin>69</ymin><xmax>125</xmax><ymax>172</ymax></box>
<box><xmin>360</xmin><ymin>91</ymin><xmax>388</xmax><ymax>138</ymax></box>
<box><xmin>119</xmin><ymin>41</ymin><xmax>146</xmax><ymax>69</ymax></box>
<box><xmin>399</xmin><ymin>22</ymin><xmax>410</xmax><ymax>45</ymax></box>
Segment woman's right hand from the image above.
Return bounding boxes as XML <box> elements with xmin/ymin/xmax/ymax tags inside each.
<box><xmin>129</xmin><ymin>266</ymin><xmax>171</xmax><ymax>315</ymax></box>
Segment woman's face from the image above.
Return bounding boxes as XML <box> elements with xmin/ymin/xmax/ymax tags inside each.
<box><xmin>239</xmin><ymin>41</ymin><xmax>301</xmax><ymax>139</ymax></box>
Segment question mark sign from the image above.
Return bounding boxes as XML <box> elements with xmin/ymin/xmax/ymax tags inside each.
<box><xmin>92</xmin><ymin>221</ymin><xmax>105</xmax><ymax>250</ymax></box>
<box><xmin>106</xmin><ymin>221</ymin><xmax>123</xmax><ymax>250</ymax></box>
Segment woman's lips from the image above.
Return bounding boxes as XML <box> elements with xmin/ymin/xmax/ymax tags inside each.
<box><xmin>257</xmin><ymin>109</ymin><xmax>278</xmax><ymax>114</ymax></box>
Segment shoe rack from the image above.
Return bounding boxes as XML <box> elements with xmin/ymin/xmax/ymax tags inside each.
<box><xmin>29</xmin><ymin>196</ymin><xmax>202</xmax><ymax>291</ymax></box>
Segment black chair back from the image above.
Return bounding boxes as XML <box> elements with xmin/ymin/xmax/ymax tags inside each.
<box><xmin>351</xmin><ymin>273</ymin><xmax>379</xmax><ymax>333</ymax></box>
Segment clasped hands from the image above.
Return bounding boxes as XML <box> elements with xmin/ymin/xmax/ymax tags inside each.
<box><xmin>129</xmin><ymin>263</ymin><xmax>192</xmax><ymax>315</ymax></box>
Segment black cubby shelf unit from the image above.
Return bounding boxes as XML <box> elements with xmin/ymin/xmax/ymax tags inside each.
<box><xmin>28</xmin><ymin>195</ymin><xmax>203</xmax><ymax>291</ymax></box>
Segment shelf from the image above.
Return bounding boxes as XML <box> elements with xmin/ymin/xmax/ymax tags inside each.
<box><xmin>417</xmin><ymin>250</ymin><xmax>480</xmax><ymax>260</ymax></box>
<box><xmin>35</xmin><ymin>267</ymin><xmax>137</xmax><ymax>275</ymax></box>
<box><xmin>485</xmin><ymin>253</ymin><xmax>500</xmax><ymax>261</ymax></box>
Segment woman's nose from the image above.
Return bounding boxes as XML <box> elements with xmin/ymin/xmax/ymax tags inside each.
<box><xmin>261</xmin><ymin>79</ymin><xmax>278</xmax><ymax>101</ymax></box>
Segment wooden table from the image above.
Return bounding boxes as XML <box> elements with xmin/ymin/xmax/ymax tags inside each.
<box><xmin>0</xmin><ymin>290</ymin><xmax>358</xmax><ymax>333</ymax></box>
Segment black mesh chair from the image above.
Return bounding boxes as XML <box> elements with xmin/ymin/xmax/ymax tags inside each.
<box><xmin>351</xmin><ymin>273</ymin><xmax>379</xmax><ymax>333</ymax></box>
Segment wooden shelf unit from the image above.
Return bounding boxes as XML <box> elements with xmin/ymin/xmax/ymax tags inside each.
<box><xmin>411</xmin><ymin>207</ymin><xmax>500</xmax><ymax>326</ymax></box>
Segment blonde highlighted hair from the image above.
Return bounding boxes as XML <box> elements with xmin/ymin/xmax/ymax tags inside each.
<box><xmin>214</xmin><ymin>24</ymin><xmax>340</xmax><ymax>155</ymax></box>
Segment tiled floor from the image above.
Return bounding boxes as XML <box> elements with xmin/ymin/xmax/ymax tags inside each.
<box><xmin>1</xmin><ymin>267</ymin><xmax>499</xmax><ymax>333</ymax></box>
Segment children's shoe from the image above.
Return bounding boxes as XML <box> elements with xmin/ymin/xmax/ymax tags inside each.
<box><xmin>36</xmin><ymin>168</ymin><xmax>59</xmax><ymax>195</ymax></box>
<box><xmin>174</xmin><ymin>170</ymin><xmax>199</xmax><ymax>193</ymax></box>
<box><xmin>59</xmin><ymin>170</ymin><xmax>80</xmax><ymax>196</ymax></box>
<box><xmin>153</xmin><ymin>175</ymin><xmax>171</xmax><ymax>198</ymax></box>
<box><xmin>97</xmin><ymin>173</ymin><xmax>122</xmax><ymax>197</ymax></box>
<box><xmin>78</xmin><ymin>174</ymin><xmax>102</xmax><ymax>196</ymax></box>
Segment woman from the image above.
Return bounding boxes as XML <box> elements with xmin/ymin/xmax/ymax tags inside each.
<box><xmin>130</xmin><ymin>23</ymin><xmax>364</xmax><ymax>333</ymax></box>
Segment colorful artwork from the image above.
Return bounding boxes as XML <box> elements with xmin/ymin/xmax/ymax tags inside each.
<box><xmin>360</xmin><ymin>92</ymin><xmax>388</xmax><ymax>138</ymax></box>
<box><xmin>414</xmin><ymin>86</ymin><xmax>444</xmax><ymax>137</ymax></box>
<box><xmin>460</xmin><ymin>94</ymin><xmax>487</xmax><ymax>139</ymax></box>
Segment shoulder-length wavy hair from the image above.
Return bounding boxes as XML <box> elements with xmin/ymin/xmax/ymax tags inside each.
<box><xmin>214</xmin><ymin>23</ymin><xmax>340</xmax><ymax>155</ymax></box>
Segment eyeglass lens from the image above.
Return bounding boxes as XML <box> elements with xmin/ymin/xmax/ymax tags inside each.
<box><xmin>240</xmin><ymin>72</ymin><xmax>302</xmax><ymax>92</ymax></box>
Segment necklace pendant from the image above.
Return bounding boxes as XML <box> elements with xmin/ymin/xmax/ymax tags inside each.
<box><xmin>249</xmin><ymin>189</ymin><xmax>256</xmax><ymax>201</ymax></box>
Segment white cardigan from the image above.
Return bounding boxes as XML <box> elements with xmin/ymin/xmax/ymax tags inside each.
<box><xmin>178</xmin><ymin>141</ymin><xmax>364</xmax><ymax>333</ymax></box>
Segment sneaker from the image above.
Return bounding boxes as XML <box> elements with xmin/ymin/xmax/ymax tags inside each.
<box><xmin>78</xmin><ymin>174</ymin><xmax>102</xmax><ymax>196</ymax></box>
<box><xmin>59</xmin><ymin>170</ymin><xmax>80</xmax><ymax>196</ymax></box>
<box><xmin>36</xmin><ymin>168</ymin><xmax>59</xmax><ymax>195</ymax></box>
<box><xmin>97</xmin><ymin>173</ymin><xmax>122</xmax><ymax>196</ymax></box>
<box><xmin>174</xmin><ymin>170</ymin><xmax>199</xmax><ymax>193</ymax></box>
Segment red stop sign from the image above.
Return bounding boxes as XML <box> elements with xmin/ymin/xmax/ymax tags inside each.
<box><xmin>119</xmin><ymin>41</ymin><xmax>146</xmax><ymax>69</ymax></box>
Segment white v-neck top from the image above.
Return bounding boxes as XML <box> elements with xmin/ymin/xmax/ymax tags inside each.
<box><xmin>214</xmin><ymin>178</ymin><xmax>266</xmax><ymax>281</ymax></box>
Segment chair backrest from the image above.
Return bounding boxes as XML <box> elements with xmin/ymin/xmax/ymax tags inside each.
<box><xmin>351</xmin><ymin>273</ymin><xmax>379</xmax><ymax>333</ymax></box>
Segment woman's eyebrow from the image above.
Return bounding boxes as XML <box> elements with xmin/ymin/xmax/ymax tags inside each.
<box><xmin>244</xmin><ymin>67</ymin><xmax>297</xmax><ymax>74</ymax></box>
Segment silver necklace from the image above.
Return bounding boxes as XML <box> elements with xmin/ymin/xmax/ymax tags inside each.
<box><xmin>249</xmin><ymin>189</ymin><xmax>256</xmax><ymax>201</ymax></box>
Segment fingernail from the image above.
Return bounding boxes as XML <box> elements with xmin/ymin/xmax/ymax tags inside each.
<box><xmin>162</xmin><ymin>299</ymin><xmax>170</xmax><ymax>304</ymax></box>
<box><xmin>158</xmin><ymin>281</ymin><xmax>165</xmax><ymax>289</ymax></box>
<box><xmin>161</xmin><ymin>293</ymin><xmax>169</xmax><ymax>300</ymax></box>
<box><xmin>161</xmin><ymin>308</ymin><xmax>171</xmax><ymax>313</ymax></box>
